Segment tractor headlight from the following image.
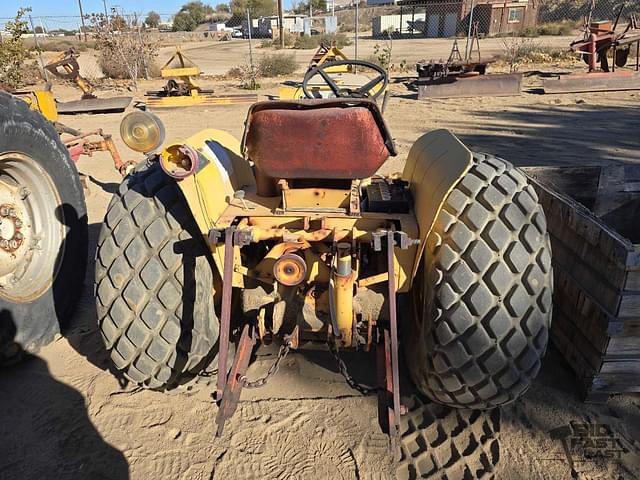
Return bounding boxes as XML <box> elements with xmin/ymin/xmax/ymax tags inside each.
<box><xmin>120</xmin><ymin>111</ymin><xmax>165</xmax><ymax>153</ymax></box>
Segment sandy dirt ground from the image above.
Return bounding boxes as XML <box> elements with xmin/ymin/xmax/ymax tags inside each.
<box><xmin>2</xmin><ymin>41</ymin><xmax>640</xmax><ymax>480</ymax></box>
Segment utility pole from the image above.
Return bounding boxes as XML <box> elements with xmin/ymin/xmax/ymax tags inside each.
<box><xmin>103</xmin><ymin>0</ymin><xmax>110</xmax><ymax>28</ymax></box>
<box><xmin>77</xmin><ymin>0</ymin><xmax>88</xmax><ymax>41</ymax></box>
<box><xmin>278</xmin><ymin>0</ymin><xmax>284</xmax><ymax>49</ymax></box>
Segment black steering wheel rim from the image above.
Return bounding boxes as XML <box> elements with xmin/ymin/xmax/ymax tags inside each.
<box><xmin>302</xmin><ymin>60</ymin><xmax>389</xmax><ymax>100</ymax></box>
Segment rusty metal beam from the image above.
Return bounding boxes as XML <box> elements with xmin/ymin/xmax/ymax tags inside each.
<box><xmin>543</xmin><ymin>71</ymin><xmax>640</xmax><ymax>94</ymax></box>
<box><xmin>386</xmin><ymin>231</ymin><xmax>401</xmax><ymax>438</ymax></box>
<box><xmin>216</xmin><ymin>226</ymin><xmax>236</xmax><ymax>398</ymax></box>
<box><xmin>417</xmin><ymin>73</ymin><xmax>522</xmax><ymax>99</ymax></box>
<box><xmin>215</xmin><ymin>324</ymin><xmax>256</xmax><ymax>437</ymax></box>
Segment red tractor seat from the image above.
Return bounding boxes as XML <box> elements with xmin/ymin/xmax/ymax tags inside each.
<box><xmin>243</xmin><ymin>100</ymin><xmax>396</xmax><ymax>183</ymax></box>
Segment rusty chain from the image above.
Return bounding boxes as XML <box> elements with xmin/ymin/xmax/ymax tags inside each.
<box><xmin>239</xmin><ymin>339</ymin><xmax>292</xmax><ymax>389</ymax></box>
<box><xmin>328</xmin><ymin>340</ymin><xmax>380</xmax><ymax>396</ymax></box>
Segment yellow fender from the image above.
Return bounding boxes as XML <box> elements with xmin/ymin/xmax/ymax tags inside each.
<box><xmin>163</xmin><ymin>129</ymin><xmax>254</xmax><ymax>283</ymax></box>
<box><xmin>403</xmin><ymin>129</ymin><xmax>474</xmax><ymax>278</ymax></box>
<box><xmin>16</xmin><ymin>90</ymin><xmax>58</xmax><ymax>122</ymax></box>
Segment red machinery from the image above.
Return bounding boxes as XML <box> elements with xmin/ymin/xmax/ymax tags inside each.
<box><xmin>544</xmin><ymin>6</ymin><xmax>640</xmax><ymax>94</ymax></box>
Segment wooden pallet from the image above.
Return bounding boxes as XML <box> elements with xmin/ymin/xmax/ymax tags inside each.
<box><xmin>522</xmin><ymin>165</ymin><xmax>640</xmax><ymax>403</ymax></box>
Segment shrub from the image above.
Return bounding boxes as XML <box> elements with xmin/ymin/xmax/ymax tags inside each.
<box><xmin>258</xmin><ymin>53</ymin><xmax>297</xmax><ymax>77</ymax></box>
<box><xmin>227</xmin><ymin>63</ymin><xmax>260</xmax><ymax>89</ymax></box>
<box><xmin>0</xmin><ymin>7</ymin><xmax>35</xmax><ymax>88</ymax></box>
<box><xmin>89</xmin><ymin>11</ymin><xmax>159</xmax><ymax>86</ymax></box>
<box><xmin>537</xmin><ymin>21</ymin><xmax>576</xmax><ymax>36</ymax></box>
<box><xmin>501</xmin><ymin>38</ymin><xmax>578</xmax><ymax>71</ymax></box>
<box><xmin>294</xmin><ymin>33</ymin><xmax>351</xmax><ymax>49</ymax></box>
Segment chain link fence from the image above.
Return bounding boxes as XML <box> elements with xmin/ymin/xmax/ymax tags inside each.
<box><xmin>368</xmin><ymin>0</ymin><xmax>639</xmax><ymax>38</ymax></box>
<box><xmin>1</xmin><ymin>0</ymin><xmax>637</xmax><ymax>80</ymax></box>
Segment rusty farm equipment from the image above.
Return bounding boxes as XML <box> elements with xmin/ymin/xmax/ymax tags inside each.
<box><xmin>543</xmin><ymin>5</ymin><xmax>640</xmax><ymax>94</ymax></box>
<box><xmin>93</xmin><ymin>60</ymin><xmax>553</xmax><ymax>459</ymax></box>
<box><xmin>44</xmin><ymin>48</ymin><xmax>132</xmax><ymax>114</ymax></box>
<box><xmin>145</xmin><ymin>49</ymin><xmax>257</xmax><ymax>109</ymax></box>
<box><xmin>16</xmin><ymin>88</ymin><xmax>136</xmax><ymax>176</ymax></box>
<box><xmin>415</xmin><ymin>27</ymin><xmax>522</xmax><ymax>99</ymax></box>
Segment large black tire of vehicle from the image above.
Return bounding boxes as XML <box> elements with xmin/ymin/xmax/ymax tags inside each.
<box><xmin>406</xmin><ymin>153</ymin><xmax>553</xmax><ymax>409</ymax></box>
<box><xmin>396</xmin><ymin>395</ymin><xmax>500</xmax><ymax>480</ymax></box>
<box><xmin>0</xmin><ymin>92</ymin><xmax>87</xmax><ymax>355</ymax></box>
<box><xmin>95</xmin><ymin>162</ymin><xmax>219</xmax><ymax>389</ymax></box>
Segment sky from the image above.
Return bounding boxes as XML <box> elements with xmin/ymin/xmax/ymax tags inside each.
<box><xmin>0</xmin><ymin>0</ymin><xmax>243</xmax><ymax>20</ymax></box>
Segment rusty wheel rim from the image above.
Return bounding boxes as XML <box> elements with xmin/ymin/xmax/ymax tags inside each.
<box><xmin>0</xmin><ymin>152</ymin><xmax>65</xmax><ymax>302</ymax></box>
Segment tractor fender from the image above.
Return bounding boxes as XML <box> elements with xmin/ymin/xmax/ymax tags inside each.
<box><xmin>403</xmin><ymin>129</ymin><xmax>473</xmax><ymax>279</ymax></box>
<box><xmin>163</xmin><ymin>129</ymin><xmax>254</xmax><ymax>279</ymax></box>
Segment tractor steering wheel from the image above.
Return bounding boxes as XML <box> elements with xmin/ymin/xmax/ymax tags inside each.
<box><xmin>302</xmin><ymin>60</ymin><xmax>388</xmax><ymax>100</ymax></box>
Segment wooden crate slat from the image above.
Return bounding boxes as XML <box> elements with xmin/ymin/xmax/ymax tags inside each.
<box><xmin>523</xmin><ymin>166</ymin><xmax>640</xmax><ymax>400</ymax></box>
<box><xmin>618</xmin><ymin>293</ymin><xmax>640</xmax><ymax>317</ymax></box>
<box><xmin>553</xmin><ymin>308</ymin><xmax>604</xmax><ymax>373</ymax></box>
<box><xmin>550</xmin><ymin>234</ymin><xmax>622</xmax><ymax>315</ymax></box>
<box><xmin>524</xmin><ymin>168</ymin><xmax>635</xmax><ymax>268</ymax></box>
<box><xmin>605</xmin><ymin>336</ymin><xmax>640</xmax><ymax>357</ymax></box>
<box><xmin>624</xmin><ymin>270</ymin><xmax>640</xmax><ymax>291</ymax></box>
<box><xmin>553</xmin><ymin>267</ymin><xmax>612</xmax><ymax>349</ymax></box>
<box><xmin>590</xmin><ymin>373</ymin><xmax>640</xmax><ymax>393</ymax></box>
<box><xmin>599</xmin><ymin>359</ymin><xmax>640</xmax><ymax>375</ymax></box>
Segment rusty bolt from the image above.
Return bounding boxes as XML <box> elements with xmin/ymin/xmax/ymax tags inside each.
<box><xmin>15</xmin><ymin>232</ymin><xmax>23</xmax><ymax>241</ymax></box>
<box><xmin>0</xmin><ymin>207</ymin><xmax>8</xmax><ymax>216</ymax></box>
<box><xmin>9</xmin><ymin>239</ymin><xmax>17</xmax><ymax>249</ymax></box>
<box><xmin>9</xmin><ymin>209</ymin><xmax>17</xmax><ymax>218</ymax></box>
<box><xmin>0</xmin><ymin>239</ymin><xmax>8</xmax><ymax>249</ymax></box>
<box><xmin>14</xmin><ymin>219</ymin><xmax>22</xmax><ymax>228</ymax></box>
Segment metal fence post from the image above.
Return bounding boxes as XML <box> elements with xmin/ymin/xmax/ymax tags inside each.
<box><xmin>465</xmin><ymin>0</ymin><xmax>476</xmax><ymax>61</ymax></box>
<box><xmin>246</xmin><ymin>9</ymin><xmax>254</xmax><ymax>70</ymax></box>
<box><xmin>355</xmin><ymin>0</ymin><xmax>359</xmax><ymax>62</ymax></box>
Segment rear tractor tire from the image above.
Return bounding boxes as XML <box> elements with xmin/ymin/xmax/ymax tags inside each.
<box><xmin>95</xmin><ymin>162</ymin><xmax>219</xmax><ymax>389</ymax></box>
<box><xmin>0</xmin><ymin>92</ymin><xmax>87</xmax><ymax>358</ymax></box>
<box><xmin>407</xmin><ymin>153</ymin><xmax>553</xmax><ymax>409</ymax></box>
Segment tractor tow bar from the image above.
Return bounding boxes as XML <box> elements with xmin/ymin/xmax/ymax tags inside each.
<box><xmin>215</xmin><ymin>323</ymin><xmax>256</xmax><ymax>437</ymax></box>
<box><xmin>213</xmin><ymin>225</ymin><xmax>301</xmax><ymax>436</ymax></box>
<box><xmin>378</xmin><ymin>230</ymin><xmax>402</xmax><ymax>443</ymax></box>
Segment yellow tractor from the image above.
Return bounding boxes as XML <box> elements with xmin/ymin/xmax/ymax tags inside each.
<box><xmin>94</xmin><ymin>60</ymin><xmax>552</xmax><ymax>457</ymax></box>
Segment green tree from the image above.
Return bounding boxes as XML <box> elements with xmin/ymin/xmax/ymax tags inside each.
<box><xmin>294</xmin><ymin>0</ymin><xmax>326</xmax><ymax>13</ymax></box>
<box><xmin>182</xmin><ymin>1</ymin><xmax>214</xmax><ymax>24</ymax></box>
<box><xmin>0</xmin><ymin>7</ymin><xmax>33</xmax><ymax>88</ymax></box>
<box><xmin>172</xmin><ymin>11</ymin><xmax>198</xmax><ymax>31</ymax></box>
<box><xmin>230</xmin><ymin>0</ymin><xmax>275</xmax><ymax>17</ymax></box>
<box><xmin>145</xmin><ymin>11</ymin><xmax>161</xmax><ymax>28</ymax></box>
<box><xmin>215</xmin><ymin>3</ymin><xmax>230</xmax><ymax>13</ymax></box>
